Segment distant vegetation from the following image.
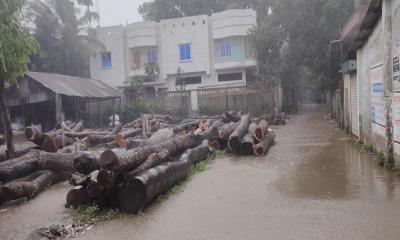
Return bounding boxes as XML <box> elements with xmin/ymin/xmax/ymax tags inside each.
<box><xmin>139</xmin><ymin>0</ymin><xmax>354</xmax><ymax>110</ymax></box>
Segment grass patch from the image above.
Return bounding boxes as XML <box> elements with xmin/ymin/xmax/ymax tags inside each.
<box><xmin>70</xmin><ymin>205</ymin><xmax>127</xmax><ymax>225</ymax></box>
<box><xmin>375</xmin><ymin>151</ymin><xmax>386</xmax><ymax>167</ymax></box>
<box><xmin>360</xmin><ymin>143</ymin><xmax>373</xmax><ymax>153</ymax></box>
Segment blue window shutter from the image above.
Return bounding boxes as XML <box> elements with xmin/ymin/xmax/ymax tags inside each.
<box><xmin>180</xmin><ymin>45</ymin><xmax>185</xmax><ymax>60</ymax></box>
<box><xmin>186</xmin><ymin>44</ymin><xmax>191</xmax><ymax>60</ymax></box>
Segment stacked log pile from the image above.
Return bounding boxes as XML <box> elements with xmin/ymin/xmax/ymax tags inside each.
<box><xmin>0</xmin><ymin>112</ymin><xmax>278</xmax><ymax>210</ymax></box>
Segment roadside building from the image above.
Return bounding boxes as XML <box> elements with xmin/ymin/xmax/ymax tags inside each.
<box><xmin>89</xmin><ymin>9</ymin><xmax>257</xmax><ymax>93</ymax></box>
<box><xmin>339</xmin><ymin>0</ymin><xmax>400</xmax><ymax>166</ymax></box>
<box><xmin>5</xmin><ymin>72</ymin><xmax>122</xmax><ymax>131</ymax></box>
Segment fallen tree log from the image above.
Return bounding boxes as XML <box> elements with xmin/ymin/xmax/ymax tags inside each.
<box><xmin>254</xmin><ymin>120</ymin><xmax>269</xmax><ymax>142</ymax></box>
<box><xmin>126</xmin><ymin>128</ymin><xmax>173</xmax><ymax>150</ymax></box>
<box><xmin>25</xmin><ymin>126</ymin><xmax>44</xmax><ymax>146</ymax></box>
<box><xmin>87</xmin><ymin>134</ymin><xmax>116</xmax><ymax>147</ymax></box>
<box><xmin>228</xmin><ymin>113</ymin><xmax>251</xmax><ymax>152</ymax></box>
<box><xmin>0</xmin><ymin>145</ymin><xmax>38</xmax><ymax>162</ymax></box>
<box><xmin>173</xmin><ymin>120</ymin><xmax>201</xmax><ymax>133</ymax></box>
<box><xmin>117</xmin><ymin>160</ymin><xmax>190</xmax><ymax>213</ymax></box>
<box><xmin>110</xmin><ymin>123</ymin><xmax>122</xmax><ymax>135</ymax></box>
<box><xmin>253</xmin><ymin>130</ymin><xmax>276</xmax><ymax>156</ymax></box>
<box><xmin>197</xmin><ymin>124</ymin><xmax>219</xmax><ymax>142</ymax></box>
<box><xmin>0</xmin><ymin>170</ymin><xmax>69</xmax><ymax>204</ymax></box>
<box><xmin>0</xmin><ymin>150</ymin><xmax>76</xmax><ymax>181</ymax></box>
<box><xmin>73</xmin><ymin>152</ymin><xmax>102</xmax><ymax>175</ymax></box>
<box><xmin>41</xmin><ymin>133</ymin><xmax>75</xmax><ymax>153</ymax></box>
<box><xmin>179</xmin><ymin>140</ymin><xmax>213</xmax><ymax>166</ymax></box>
<box><xmin>120</xmin><ymin>128</ymin><xmax>143</xmax><ymax>139</ymax></box>
<box><xmin>65</xmin><ymin>186</ymin><xmax>92</xmax><ymax>208</ymax></box>
<box><xmin>100</xmin><ymin>133</ymin><xmax>202</xmax><ymax>172</ymax></box>
<box><xmin>71</xmin><ymin>120</ymin><xmax>84</xmax><ymax>132</ymax></box>
<box><xmin>239</xmin><ymin>133</ymin><xmax>255</xmax><ymax>155</ymax></box>
<box><xmin>124</xmin><ymin>149</ymin><xmax>170</xmax><ymax>179</ymax></box>
<box><xmin>64</xmin><ymin>131</ymin><xmax>107</xmax><ymax>139</ymax></box>
<box><xmin>60</xmin><ymin>140</ymin><xmax>89</xmax><ymax>153</ymax></box>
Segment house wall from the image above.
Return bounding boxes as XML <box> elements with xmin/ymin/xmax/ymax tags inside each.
<box><xmin>89</xmin><ymin>25</ymin><xmax>127</xmax><ymax>89</ymax></box>
<box><xmin>89</xmin><ymin>9</ymin><xmax>257</xmax><ymax>92</ymax></box>
<box><xmin>356</xmin><ymin>18</ymin><xmax>385</xmax><ymax>150</ymax></box>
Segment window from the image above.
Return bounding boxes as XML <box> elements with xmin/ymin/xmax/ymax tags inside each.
<box><xmin>220</xmin><ymin>39</ymin><xmax>231</xmax><ymax>57</ymax></box>
<box><xmin>131</xmin><ymin>49</ymin><xmax>141</xmax><ymax>70</ymax></box>
<box><xmin>101</xmin><ymin>52</ymin><xmax>112</xmax><ymax>68</ymax></box>
<box><xmin>176</xmin><ymin>76</ymin><xmax>201</xmax><ymax>85</ymax></box>
<box><xmin>147</xmin><ymin>50</ymin><xmax>157</xmax><ymax>63</ymax></box>
<box><xmin>218</xmin><ymin>72</ymin><xmax>242</xmax><ymax>82</ymax></box>
<box><xmin>179</xmin><ymin>43</ymin><xmax>191</xmax><ymax>61</ymax></box>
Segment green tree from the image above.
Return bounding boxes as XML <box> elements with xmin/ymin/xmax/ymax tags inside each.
<box><xmin>139</xmin><ymin>0</ymin><xmax>271</xmax><ymax>22</ymax></box>
<box><xmin>0</xmin><ymin>0</ymin><xmax>38</xmax><ymax>157</ymax></box>
<box><xmin>28</xmin><ymin>0</ymin><xmax>103</xmax><ymax>77</ymax></box>
<box><xmin>249</xmin><ymin>0</ymin><xmax>353</xmax><ymax>111</ymax></box>
<box><xmin>144</xmin><ymin>62</ymin><xmax>160</xmax><ymax>82</ymax></box>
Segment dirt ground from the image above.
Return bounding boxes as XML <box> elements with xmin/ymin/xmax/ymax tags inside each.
<box><xmin>2</xmin><ymin>104</ymin><xmax>400</xmax><ymax>240</ymax></box>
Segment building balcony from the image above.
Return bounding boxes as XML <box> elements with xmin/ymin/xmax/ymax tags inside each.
<box><xmin>214</xmin><ymin>59</ymin><xmax>257</xmax><ymax>71</ymax></box>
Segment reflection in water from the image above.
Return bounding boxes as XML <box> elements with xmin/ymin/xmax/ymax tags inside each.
<box><xmin>276</xmin><ymin>134</ymin><xmax>400</xmax><ymax>200</ymax></box>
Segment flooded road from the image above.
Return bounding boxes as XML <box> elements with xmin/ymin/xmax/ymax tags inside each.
<box><xmin>2</xmin><ymin>104</ymin><xmax>400</xmax><ymax>240</ymax></box>
<box><xmin>79</xmin><ymin>104</ymin><xmax>400</xmax><ymax>240</ymax></box>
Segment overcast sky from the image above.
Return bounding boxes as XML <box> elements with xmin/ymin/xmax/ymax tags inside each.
<box><xmin>95</xmin><ymin>0</ymin><xmax>150</xmax><ymax>27</ymax></box>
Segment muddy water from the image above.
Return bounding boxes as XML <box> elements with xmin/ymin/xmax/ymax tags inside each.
<box><xmin>0</xmin><ymin>182</ymin><xmax>71</xmax><ymax>240</ymax></box>
<box><xmin>79</xmin><ymin>105</ymin><xmax>400</xmax><ymax>240</ymax></box>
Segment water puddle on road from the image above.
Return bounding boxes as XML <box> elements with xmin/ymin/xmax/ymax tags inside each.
<box><xmin>275</xmin><ymin>135</ymin><xmax>400</xmax><ymax>201</ymax></box>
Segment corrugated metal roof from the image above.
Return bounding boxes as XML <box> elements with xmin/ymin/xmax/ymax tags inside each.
<box><xmin>26</xmin><ymin>72</ymin><xmax>122</xmax><ymax>99</ymax></box>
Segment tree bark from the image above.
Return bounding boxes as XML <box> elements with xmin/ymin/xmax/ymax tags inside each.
<box><xmin>25</xmin><ymin>126</ymin><xmax>44</xmax><ymax>146</ymax></box>
<box><xmin>0</xmin><ymin>170</ymin><xmax>69</xmax><ymax>204</ymax></box>
<box><xmin>117</xmin><ymin>160</ymin><xmax>190</xmax><ymax>213</ymax></box>
<box><xmin>101</xmin><ymin>133</ymin><xmax>202</xmax><ymax>172</ymax></box>
<box><xmin>253</xmin><ymin>130</ymin><xmax>276</xmax><ymax>156</ymax></box>
<box><xmin>126</xmin><ymin>128</ymin><xmax>173</xmax><ymax>150</ymax></box>
<box><xmin>124</xmin><ymin>149</ymin><xmax>170</xmax><ymax>179</ymax></box>
<box><xmin>73</xmin><ymin>152</ymin><xmax>102</xmax><ymax>175</ymax></box>
<box><xmin>0</xmin><ymin>86</ymin><xmax>15</xmax><ymax>158</ymax></box>
<box><xmin>0</xmin><ymin>150</ymin><xmax>75</xmax><ymax>181</ymax></box>
<box><xmin>64</xmin><ymin>131</ymin><xmax>107</xmax><ymax>138</ymax></box>
<box><xmin>65</xmin><ymin>186</ymin><xmax>92</xmax><ymax>208</ymax></box>
<box><xmin>179</xmin><ymin>140</ymin><xmax>213</xmax><ymax>166</ymax></box>
<box><xmin>228</xmin><ymin>113</ymin><xmax>251</xmax><ymax>152</ymax></box>
<box><xmin>239</xmin><ymin>133</ymin><xmax>255</xmax><ymax>155</ymax></box>
<box><xmin>254</xmin><ymin>120</ymin><xmax>269</xmax><ymax>142</ymax></box>
<box><xmin>71</xmin><ymin>120</ymin><xmax>84</xmax><ymax>132</ymax></box>
<box><xmin>41</xmin><ymin>133</ymin><xmax>75</xmax><ymax>153</ymax></box>
<box><xmin>87</xmin><ymin>134</ymin><xmax>116</xmax><ymax>147</ymax></box>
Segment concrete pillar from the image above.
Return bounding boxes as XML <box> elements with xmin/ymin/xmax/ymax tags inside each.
<box><xmin>383</xmin><ymin>0</ymin><xmax>395</xmax><ymax>166</ymax></box>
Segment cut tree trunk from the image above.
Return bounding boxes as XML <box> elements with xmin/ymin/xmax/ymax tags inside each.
<box><xmin>41</xmin><ymin>133</ymin><xmax>75</xmax><ymax>153</ymax></box>
<box><xmin>110</xmin><ymin>123</ymin><xmax>122</xmax><ymax>135</ymax></box>
<box><xmin>197</xmin><ymin>125</ymin><xmax>219</xmax><ymax>142</ymax></box>
<box><xmin>101</xmin><ymin>133</ymin><xmax>202</xmax><ymax>172</ymax></box>
<box><xmin>71</xmin><ymin>121</ymin><xmax>84</xmax><ymax>132</ymax></box>
<box><xmin>126</xmin><ymin>128</ymin><xmax>174</xmax><ymax>150</ymax></box>
<box><xmin>173</xmin><ymin>120</ymin><xmax>201</xmax><ymax>133</ymax></box>
<box><xmin>253</xmin><ymin>130</ymin><xmax>276</xmax><ymax>156</ymax></box>
<box><xmin>87</xmin><ymin>134</ymin><xmax>116</xmax><ymax>147</ymax></box>
<box><xmin>228</xmin><ymin>113</ymin><xmax>251</xmax><ymax>152</ymax></box>
<box><xmin>120</xmin><ymin>128</ymin><xmax>142</xmax><ymax>139</ymax></box>
<box><xmin>0</xmin><ymin>150</ymin><xmax>76</xmax><ymax>182</ymax></box>
<box><xmin>0</xmin><ymin>170</ymin><xmax>69</xmax><ymax>204</ymax></box>
<box><xmin>239</xmin><ymin>133</ymin><xmax>255</xmax><ymax>155</ymax></box>
<box><xmin>64</xmin><ymin>131</ymin><xmax>107</xmax><ymax>138</ymax></box>
<box><xmin>117</xmin><ymin>160</ymin><xmax>189</xmax><ymax>213</ymax></box>
<box><xmin>254</xmin><ymin>120</ymin><xmax>269</xmax><ymax>142</ymax></box>
<box><xmin>124</xmin><ymin>149</ymin><xmax>170</xmax><ymax>179</ymax></box>
<box><xmin>73</xmin><ymin>152</ymin><xmax>102</xmax><ymax>175</ymax></box>
<box><xmin>25</xmin><ymin>126</ymin><xmax>44</xmax><ymax>146</ymax></box>
<box><xmin>179</xmin><ymin>140</ymin><xmax>213</xmax><ymax>166</ymax></box>
<box><xmin>65</xmin><ymin>186</ymin><xmax>92</xmax><ymax>208</ymax></box>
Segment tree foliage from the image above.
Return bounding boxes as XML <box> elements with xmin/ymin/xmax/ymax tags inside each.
<box><xmin>249</xmin><ymin>0</ymin><xmax>353</xmax><ymax>104</ymax></box>
<box><xmin>0</xmin><ymin>0</ymin><xmax>38</xmax><ymax>157</ymax></box>
<box><xmin>28</xmin><ymin>0</ymin><xmax>103</xmax><ymax>77</ymax></box>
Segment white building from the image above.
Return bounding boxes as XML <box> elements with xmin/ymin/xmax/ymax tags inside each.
<box><xmin>89</xmin><ymin>9</ymin><xmax>257</xmax><ymax>93</ymax></box>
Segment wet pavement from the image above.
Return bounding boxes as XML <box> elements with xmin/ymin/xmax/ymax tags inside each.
<box><xmin>2</xmin><ymin>104</ymin><xmax>400</xmax><ymax>239</ymax></box>
<box><xmin>79</xmin><ymin>104</ymin><xmax>400</xmax><ymax>240</ymax></box>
